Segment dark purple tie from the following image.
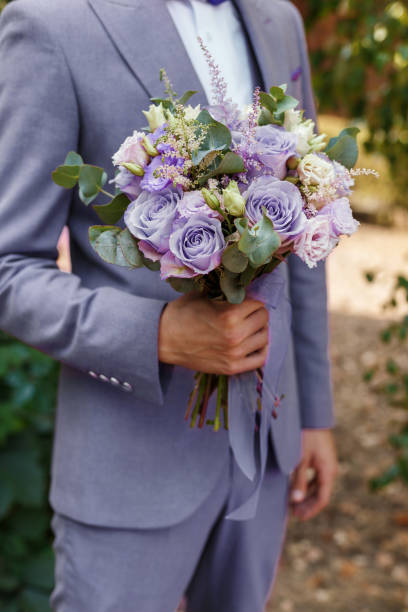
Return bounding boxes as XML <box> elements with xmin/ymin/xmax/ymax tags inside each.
<box><xmin>207</xmin><ymin>0</ymin><xmax>228</xmax><ymax>5</ymax></box>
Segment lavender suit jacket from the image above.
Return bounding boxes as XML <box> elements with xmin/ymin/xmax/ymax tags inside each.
<box><xmin>0</xmin><ymin>0</ymin><xmax>333</xmax><ymax>528</ymax></box>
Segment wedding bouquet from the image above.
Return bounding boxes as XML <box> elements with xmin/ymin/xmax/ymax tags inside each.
<box><xmin>53</xmin><ymin>41</ymin><xmax>376</xmax><ymax>432</ymax></box>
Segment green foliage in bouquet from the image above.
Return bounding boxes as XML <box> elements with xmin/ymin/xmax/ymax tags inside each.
<box><xmin>0</xmin><ymin>332</ymin><xmax>58</xmax><ymax>611</ymax></box>
<box><xmin>364</xmin><ymin>274</ymin><xmax>408</xmax><ymax>490</ymax></box>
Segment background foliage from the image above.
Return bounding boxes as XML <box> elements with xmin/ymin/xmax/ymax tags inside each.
<box><xmin>0</xmin><ymin>332</ymin><xmax>58</xmax><ymax>611</ymax></box>
<box><xmin>365</xmin><ymin>275</ymin><xmax>408</xmax><ymax>491</ymax></box>
<box><xmin>293</xmin><ymin>0</ymin><xmax>408</xmax><ymax>208</ymax></box>
<box><xmin>0</xmin><ymin>0</ymin><xmax>407</xmax><ymax>609</ymax></box>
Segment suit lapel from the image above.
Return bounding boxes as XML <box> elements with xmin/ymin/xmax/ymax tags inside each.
<box><xmin>88</xmin><ymin>0</ymin><xmax>206</xmax><ymax>104</ymax></box>
<box><xmin>88</xmin><ymin>0</ymin><xmax>302</xmax><ymax>107</ymax></box>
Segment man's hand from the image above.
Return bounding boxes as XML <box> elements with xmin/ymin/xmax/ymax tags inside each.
<box><xmin>290</xmin><ymin>429</ymin><xmax>338</xmax><ymax>521</ymax></box>
<box><xmin>158</xmin><ymin>292</ymin><xmax>269</xmax><ymax>376</ymax></box>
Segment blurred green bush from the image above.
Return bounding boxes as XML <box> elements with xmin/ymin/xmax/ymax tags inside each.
<box><xmin>365</xmin><ymin>276</ymin><xmax>408</xmax><ymax>490</ymax></box>
<box><xmin>294</xmin><ymin>0</ymin><xmax>408</xmax><ymax>208</ymax></box>
<box><xmin>0</xmin><ymin>332</ymin><xmax>58</xmax><ymax>611</ymax></box>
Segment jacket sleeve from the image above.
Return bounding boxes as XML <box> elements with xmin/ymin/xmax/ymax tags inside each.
<box><xmin>286</xmin><ymin>2</ymin><xmax>334</xmax><ymax>429</ymax></box>
<box><xmin>0</xmin><ymin>3</ymin><xmax>166</xmax><ymax>406</ymax></box>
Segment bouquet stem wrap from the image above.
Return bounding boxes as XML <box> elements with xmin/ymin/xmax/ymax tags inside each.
<box><xmin>226</xmin><ymin>269</ymin><xmax>291</xmax><ymax>520</ymax></box>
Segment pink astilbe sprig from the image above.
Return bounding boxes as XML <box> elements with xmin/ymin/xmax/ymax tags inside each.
<box><xmin>155</xmin><ymin>161</ymin><xmax>192</xmax><ymax>190</ymax></box>
<box><xmin>197</xmin><ymin>37</ymin><xmax>241</xmax><ymax>130</ymax></box>
<box><xmin>234</xmin><ymin>87</ymin><xmax>262</xmax><ymax>180</ymax></box>
<box><xmin>350</xmin><ymin>167</ymin><xmax>380</xmax><ymax>178</ymax></box>
<box><xmin>248</xmin><ymin>86</ymin><xmax>261</xmax><ymax>141</ymax></box>
<box><xmin>197</xmin><ymin>36</ymin><xmax>228</xmax><ymax>106</ymax></box>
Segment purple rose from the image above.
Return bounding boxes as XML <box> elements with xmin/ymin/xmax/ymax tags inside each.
<box><xmin>318</xmin><ymin>197</ymin><xmax>360</xmax><ymax>237</ymax></box>
<box><xmin>178</xmin><ymin>191</ymin><xmax>222</xmax><ymax>219</ymax></box>
<box><xmin>124</xmin><ymin>188</ymin><xmax>182</xmax><ymax>256</ymax></box>
<box><xmin>112</xmin><ymin>167</ymin><xmax>142</xmax><ymax>199</ymax></box>
<box><xmin>160</xmin><ymin>215</ymin><xmax>225</xmax><ymax>279</ymax></box>
<box><xmin>254</xmin><ymin>125</ymin><xmax>298</xmax><ymax>179</ymax></box>
<box><xmin>244</xmin><ymin>176</ymin><xmax>307</xmax><ymax>242</ymax></box>
<box><xmin>293</xmin><ymin>216</ymin><xmax>338</xmax><ymax>268</ymax></box>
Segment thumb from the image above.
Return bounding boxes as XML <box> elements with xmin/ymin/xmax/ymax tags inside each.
<box><xmin>290</xmin><ymin>461</ymin><xmax>308</xmax><ymax>503</ymax></box>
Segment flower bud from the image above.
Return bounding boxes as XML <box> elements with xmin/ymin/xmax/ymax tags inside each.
<box><xmin>222</xmin><ymin>181</ymin><xmax>246</xmax><ymax>217</ymax></box>
<box><xmin>142</xmin><ymin>103</ymin><xmax>167</xmax><ymax>132</ymax></box>
<box><xmin>122</xmin><ymin>162</ymin><xmax>145</xmax><ymax>177</ymax></box>
<box><xmin>201</xmin><ymin>188</ymin><xmax>221</xmax><ymax>211</ymax></box>
<box><xmin>287</xmin><ymin>156</ymin><xmax>299</xmax><ymax>170</ymax></box>
<box><xmin>142</xmin><ymin>135</ymin><xmax>159</xmax><ymax>157</ymax></box>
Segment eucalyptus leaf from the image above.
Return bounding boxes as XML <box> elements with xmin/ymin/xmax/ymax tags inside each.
<box><xmin>118</xmin><ymin>229</ymin><xmax>143</xmax><ymax>268</ymax></box>
<box><xmin>193</xmin><ymin>110</ymin><xmax>232</xmax><ymax>166</ymax></box>
<box><xmin>222</xmin><ymin>244</ymin><xmax>249</xmax><ymax>273</ymax></box>
<box><xmin>239</xmin><ymin>264</ymin><xmax>257</xmax><ymax>288</ymax></box>
<box><xmin>93</xmin><ymin>193</ymin><xmax>130</xmax><ymax>224</ymax></box>
<box><xmin>52</xmin><ymin>165</ymin><xmax>80</xmax><ymax>189</ymax></box>
<box><xmin>260</xmin><ymin>92</ymin><xmax>277</xmax><ymax>114</ymax></box>
<box><xmin>220</xmin><ymin>270</ymin><xmax>246</xmax><ymax>304</ymax></box>
<box><xmin>198</xmin><ymin>152</ymin><xmax>245</xmax><ymax>185</ymax></box>
<box><xmin>64</xmin><ymin>151</ymin><xmax>84</xmax><ymax>166</ymax></box>
<box><xmin>236</xmin><ymin>212</ymin><xmax>281</xmax><ymax>267</ymax></box>
<box><xmin>196</xmin><ymin>109</ymin><xmax>216</xmax><ymax>126</ymax></box>
<box><xmin>275</xmin><ymin>95</ymin><xmax>299</xmax><ymax>114</ymax></box>
<box><xmin>140</xmin><ymin>253</ymin><xmax>161</xmax><ymax>271</ymax></box>
<box><xmin>150</xmin><ymin>98</ymin><xmax>175</xmax><ymax>111</ymax></box>
<box><xmin>325</xmin><ymin>127</ymin><xmax>360</xmax><ymax>169</ymax></box>
<box><xmin>167</xmin><ymin>277</ymin><xmax>197</xmax><ymax>294</ymax></box>
<box><xmin>258</xmin><ymin>108</ymin><xmax>275</xmax><ymax>127</ymax></box>
<box><xmin>269</xmin><ymin>86</ymin><xmax>286</xmax><ymax>101</ymax></box>
<box><xmin>178</xmin><ymin>90</ymin><xmax>197</xmax><ymax>106</ymax></box>
<box><xmin>78</xmin><ymin>165</ymin><xmax>108</xmax><ymax>206</ymax></box>
<box><xmin>88</xmin><ymin>226</ymin><xmax>132</xmax><ymax>268</ymax></box>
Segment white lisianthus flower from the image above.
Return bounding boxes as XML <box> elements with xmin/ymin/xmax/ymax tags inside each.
<box><xmin>112</xmin><ymin>130</ymin><xmax>149</xmax><ymax>167</ymax></box>
<box><xmin>142</xmin><ymin>103</ymin><xmax>167</xmax><ymax>131</ymax></box>
<box><xmin>298</xmin><ymin>153</ymin><xmax>336</xmax><ymax>186</ymax></box>
<box><xmin>284</xmin><ymin>109</ymin><xmax>327</xmax><ymax>156</ymax></box>
<box><xmin>284</xmin><ymin>108</ymin><xmax>303</xmax><ymax>131</ymax></box>
<box><xmin>222</xmin><ymin>181</ymin><xmax>246</xmax><ymax>217</ymax></box>
<box><xmin>184</xmin><ymin>104</ymin><xmax>201</xmax><ymax>121</ymax></box>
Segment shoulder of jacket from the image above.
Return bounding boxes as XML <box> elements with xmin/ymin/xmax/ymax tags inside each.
<box><xmin>270</xmin><ymin>0</ymin><xmax>304</xmax><ymax>26</ymax></box>
<box><xmin>1</xmin><ymin>0</ymin><xmax>86</xmax><ymax>27</ymax></box>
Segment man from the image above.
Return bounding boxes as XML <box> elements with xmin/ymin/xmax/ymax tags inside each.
<box><xmin>0</xmin><ymin>0</ymin><xmax>337</xmax><ymax>610</ymax></box>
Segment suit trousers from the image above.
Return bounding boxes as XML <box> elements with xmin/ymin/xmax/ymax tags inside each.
<box><xmin>50</xmin><ymin>451</ymin><xmax>289</xmax><ymax>612</ymax></box>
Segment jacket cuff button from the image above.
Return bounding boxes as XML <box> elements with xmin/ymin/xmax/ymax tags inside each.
<box><xmin>99</xmin><ymin>374</ymin><xmax>109</xmax><ymax>383</ymax></box>
<box><xmin>88</xmin><ymin>371</ymin><xmax>98</xmax><ymax>379</ymax></box>
<box><xmin>110</xmin><ymin>377</ymin><xmax>120</xmax><ymax>386</ymax></box>
<box><xmin>122</xmin><ymin>382</ymin><xmax>133</xmax><ymax>392</ymax></box>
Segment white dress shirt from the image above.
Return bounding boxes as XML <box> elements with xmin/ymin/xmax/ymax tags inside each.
<box><xmin>166</xmin><ymin>0</ymin><xmax>256</xmax><ymax>107</ymax></box>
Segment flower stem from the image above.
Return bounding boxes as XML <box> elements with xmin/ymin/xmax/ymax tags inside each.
<box><xmin>199</xmin><ymin>374</ymin><xmax>213</xmax><ymax>428</ymax></box>
<box><xmin>218</xmin><ymin>375</ymin><xmax>229</xmax><ymax>430</ymax></box>
<box><xmin>190</xmin><ymin>374</ymin><xmax>207</xmax><ymax>429</ymax></box>
<box><xmin>99</xmin><ymin>187</ymin><xmax>115</xmax><ymax>199</ymax></box>
<box><xmin>185</xmin><ymin>374</ymin><xmax>201</xmax><ymax>422</ymax></box>
<box><xmin>214</xmin><ymin>375</ymin><xmax>223</xmax><ymax>432</ymax></box>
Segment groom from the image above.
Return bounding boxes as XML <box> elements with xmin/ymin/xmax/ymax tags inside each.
<box><xmin>0</xmin><ymin>0</ymin><xmax>337</xmax><ymax>610</ymax></box>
